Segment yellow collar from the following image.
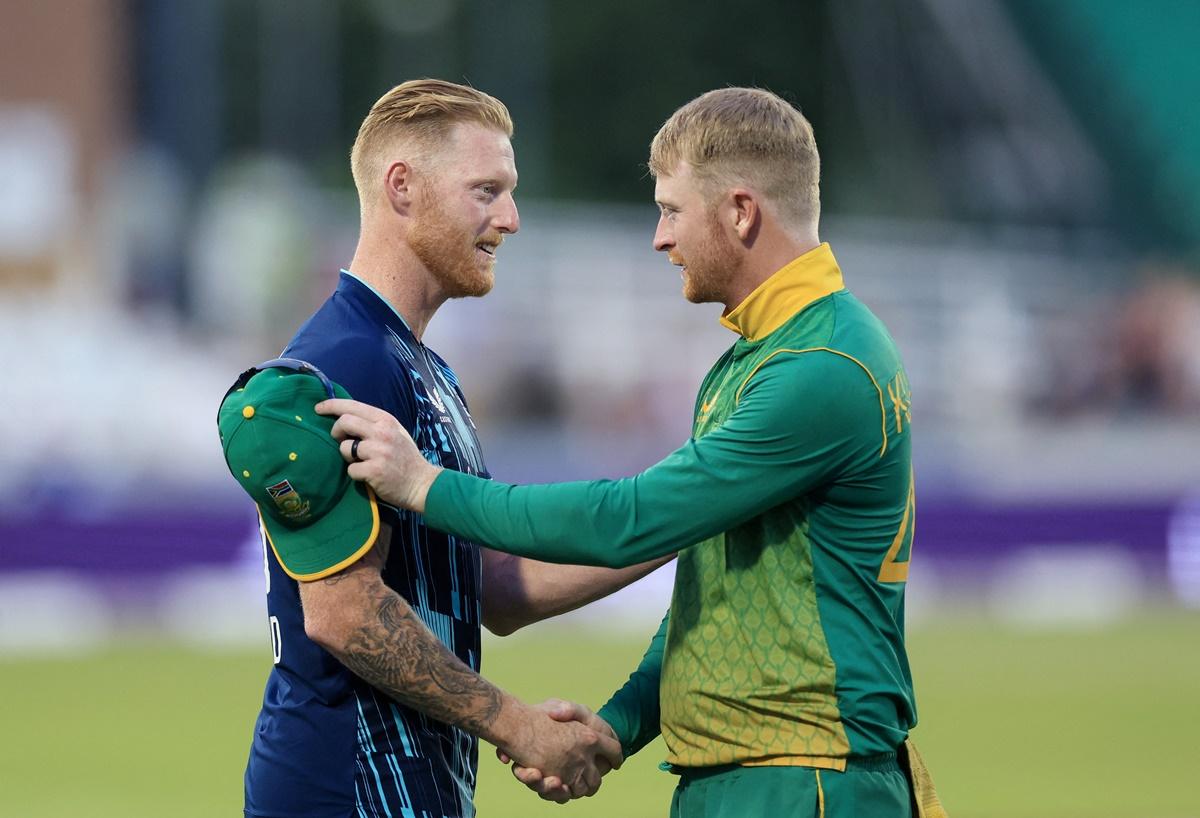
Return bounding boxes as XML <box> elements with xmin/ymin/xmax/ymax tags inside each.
<box><xmin>719</xmin><ymin>243</ymin><xmax>844</xmax><ymax>341</ymax></box>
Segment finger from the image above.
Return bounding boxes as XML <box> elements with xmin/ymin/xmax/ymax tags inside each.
<box><xmin>518</xmin><ymin>769</ymin><xmax>566</xmax><ymax>802</ymax></box>
<box><xmin>537</xmin><ymin>779</ymin><xmax>570</xmax><ymax>804</ymax></box>
<box><xmin>512</xmin><ymin>766</ymin><xmax>543</xmax><ymax>786</ymax></box>
<box><xmin>543</xmin><ymin>700</ymin><xmax>582</xmax><ymax>722</ymax></box>
<box><xmin>580</xmin><ymin>762</ymin><xmax>602</xmax><ymax>796</ymax></box>
<box><xmin>582</xmin><ymin>710</ymin><xmax>618</xmax><ymax>740</ymax></box>
<box><xmin>579</xmin><ymin>778</ymin><xmax>603</xmax><ymax>799</ymax></box>
<box><xmin>566</xmin><ymin>776</ymin><xmax>591</xmax><ymax>801</ymax></box>
<box><xmin>346</xmin><ymin>461</ymin><xmax>372</xmax><ymax>483</ymax></box>
<box><xmin>595</xmin><ymin>732</ymin><xmax>624</xmax><ymax>770</ymax></box>
<box><xmin>314</xmin><ymin>398</ymin><xmax>390</xmax><ymax>423</ymax></box>
<box><xmin>330</xmin><ymin>413</ymin><xmax>374</xmax><ymax>443</ymax></box>
<box><xmin>339</xmin><ymin>436</ymin><xmax>380</xmax><ymax>465</ymax></box>
<box><xmin>495</xmin><ymin>748</ymin><xmax>511</xmax><ymax>764</ymax></box>
<box><xmin>564</xmin><ymin>703</ymin><xmax>616</xmax><ymax>740</ymax></box>
<box><xmin>587</xmin><ymin>759</ymin><xmax>606</xmax><ymax>793</ymax></box>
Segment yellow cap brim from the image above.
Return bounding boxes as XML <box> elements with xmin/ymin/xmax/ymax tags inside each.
<box><xmin>258</xmin><ymin>482</ymin><xmax>381</xmax><ymax>581</ymax></box>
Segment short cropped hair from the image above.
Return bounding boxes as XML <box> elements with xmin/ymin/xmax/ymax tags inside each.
<box><xmin>351</xmin><ymin>79</ymin><xmax>513</xmax><ymax>205</ymax></box>
<box><xmin>649</xmin><ymin>87</ymin><xmax>820</xmax><ymax>228</ymax></box>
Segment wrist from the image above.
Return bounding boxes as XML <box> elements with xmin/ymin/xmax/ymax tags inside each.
<box><xmin>481</xmin><ymin>694</ymin><xmax>534</xmax><ymax>757</ymax></box>
<box><xmin>410</xmin><ymin>463</ymin><xmax>442</xmax><ymax>513</ymax></box>
<box><xmin>595</xmin><ymin>703</ymin><xmax>631</xmax><ymax>754</ymax></box>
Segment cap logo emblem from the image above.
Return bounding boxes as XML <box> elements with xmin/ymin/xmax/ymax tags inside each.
<box><xmin>266</xmin><ymin>479</ymin><xmax>311</xmax><ymax>520</ymax></box>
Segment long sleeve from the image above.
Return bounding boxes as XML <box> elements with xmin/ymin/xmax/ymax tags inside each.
<box><xmin>423</xmin><ymin>351</ymin><xmax>883</xmax><ymax>567</ymax></box>
<box><xmin>597</xmin><ymin>611</ymin><xmax>668</xmax><ymax>757</ymax></box>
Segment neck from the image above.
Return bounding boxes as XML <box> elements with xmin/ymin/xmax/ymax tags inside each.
<box><xmin>346</xmin><ymin>227</ymin><xmax>446</xmax><ymax>341</ymax></box>
<box><xmin>723</xmin><ymin>226</ymin><xmax>820</xmax><ymax>314</ymax></box>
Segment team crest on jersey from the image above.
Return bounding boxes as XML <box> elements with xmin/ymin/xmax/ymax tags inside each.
<box><xmin>266</xmin><ymin>479</ymin><xmax>310</xmax><ymax>520</ymax></box>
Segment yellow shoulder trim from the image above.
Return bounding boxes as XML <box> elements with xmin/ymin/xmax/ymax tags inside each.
<box><xmin>257</xmin><ymin>486</ymin><xmax>382</xmax><ymax>582</ymax></box>
<box><xmin>734</xmin><ymin>347</ymin><xmax>889</xmax><ymax>457</ymax></box>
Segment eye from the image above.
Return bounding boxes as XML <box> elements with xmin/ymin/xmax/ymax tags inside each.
<box><xmin>476</xmin><ymin>183</ymin><xmax>498</xmax><ymax>199</ymax></box>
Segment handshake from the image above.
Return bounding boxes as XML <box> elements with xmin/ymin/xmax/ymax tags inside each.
<box><xmin>496</xmin><ymin>698</ymin><xmax>623</xmax><ymax>803</ymax></box>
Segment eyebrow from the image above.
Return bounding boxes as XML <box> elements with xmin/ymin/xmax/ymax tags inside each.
<box><xmin>469</xmin><ymin>173</ymin><xmax>518</xmax><ymax>189</ymax></box>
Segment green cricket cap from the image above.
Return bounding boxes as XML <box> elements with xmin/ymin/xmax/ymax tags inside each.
<box><xmin>217</xmin><ymin>359</ymin><xmax>379</xmax><ymax>580</ymax></box>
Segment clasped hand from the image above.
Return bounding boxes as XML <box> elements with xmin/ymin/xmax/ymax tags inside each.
<box><xmin>501</xmin><ymin>699</ymin><xmax>623</xmax><ymax>803</ymax></box>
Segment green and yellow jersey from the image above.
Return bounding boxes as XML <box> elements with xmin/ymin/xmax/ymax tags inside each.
<box><xmin>424</xmin><ymin>242</ymin><xmax>917</xmax><ymax>770</ymax></box>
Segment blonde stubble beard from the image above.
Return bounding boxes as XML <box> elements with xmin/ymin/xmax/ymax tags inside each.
<box><xmin>681</xmin><ymin>210</ymin><xmax>740</xmax><ymax>305</ymax></box>
<box><xmin>407</xmin><ymin>192</ymin><xmax>497</xmax><ymax>300</ymax></box>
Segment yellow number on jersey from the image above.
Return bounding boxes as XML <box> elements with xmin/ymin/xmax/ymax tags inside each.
<box><xmin>878</xmin><ymin>474</ymin><xmax>915</xmax><ymax>583</ymax></box>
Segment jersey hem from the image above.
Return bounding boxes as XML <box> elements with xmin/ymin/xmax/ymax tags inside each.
<box><xmin>243</xmin><ymin>806</ymin><xmax>352</xmax><ymax>810</ymax></box>
<box><xmin>668</xmin><ymin>754</ymin><xmax>849</xmax><ymax>772</ymax></box>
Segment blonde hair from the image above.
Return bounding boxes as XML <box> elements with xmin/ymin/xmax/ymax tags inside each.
<box><xmin>649</xmin><ymin>87</ymin><xmax>820</xmax><ymax>227</ymax></box>
<box><xmin>351</xmin><ymin>79</ymin><xmax>513</xmax><ymax>206</ymax></box>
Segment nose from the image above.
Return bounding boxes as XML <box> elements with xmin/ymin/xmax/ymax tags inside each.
<box><xmin>653</xmin><ymin>215</ymin><xmax>673</xmax><ymax>252</ymax></box>
<box><xmin>494</xmin><ymin>192</ymin><xmax>520</xmax><ymax>235</ymax></box>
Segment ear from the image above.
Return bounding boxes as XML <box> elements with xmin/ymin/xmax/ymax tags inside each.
<box><xmin>729</xmin><ymin>189</ymin><xmax>759</xmax><ymax>241</ymax></box>
<box><xmin>383</xmin><ymin>161</ymin><xmax>414</xmax><ymax>214</ymax></box>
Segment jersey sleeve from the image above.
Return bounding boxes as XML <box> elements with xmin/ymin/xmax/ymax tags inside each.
<box><xmin>423</xmin><ymin>350</ymin><xmax>884</xmax><ymax>567</ymax></box>
<box><xmin>281</xmin><ymin>328</ymin><xmax>415</xmax><ymax>554</ymax></box>
<box><xmin>285</xmin><ymin>330</ymin><xmax>418</xmax><ymax>433</ymax></box>
<box><xmin>596</xmin><ymin>611</ymin><xmax>667</xmax><ymax>757</ymax></box>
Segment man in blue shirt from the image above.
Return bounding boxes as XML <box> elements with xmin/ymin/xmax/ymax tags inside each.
<box><xmin>234</xmin><ymin>79</ymin><xmax>664</xmax><ymax>818</ymax></box>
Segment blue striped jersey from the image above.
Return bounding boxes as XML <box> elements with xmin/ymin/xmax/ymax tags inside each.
<box><xmin>243</xmin><ymin>271</ymin><xmax>488</xmax><ymax>818</ymax></box>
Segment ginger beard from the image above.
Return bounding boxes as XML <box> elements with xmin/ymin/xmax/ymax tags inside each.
<box><xmin>408</xmin><ymin>187</ymin><xmax>499</xmax><ymax>299</ymax></box>
<box><xmin>675</xmin><ymin>207</ymin><xmax>740</xmax><ymax>304</ymax></box>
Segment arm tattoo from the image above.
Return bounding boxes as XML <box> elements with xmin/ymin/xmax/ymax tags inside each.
<box><xmin>335</xmin><ymin>576</ymin><xmax>505</xmax><ymax>738</ymax></box>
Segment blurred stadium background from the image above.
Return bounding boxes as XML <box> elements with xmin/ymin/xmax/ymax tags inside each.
<box><xmin>2</xmin><ymin>1</ymin><xmax>1198</xmax><ymax>816</ymax></box>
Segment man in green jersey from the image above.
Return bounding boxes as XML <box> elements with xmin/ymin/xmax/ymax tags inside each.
<box><xmin>316</xmin><ymin>88</ymin><xmax>945</xmax><ymax>818</ymax></box>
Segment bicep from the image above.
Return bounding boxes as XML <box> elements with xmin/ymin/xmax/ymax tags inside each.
<box><xmin>479</xmin><ymin>548</ymin><xmax>523</xmax><ymax>624</ymax></box>
<box><xmin>298</xmin><ymin>523</ymin><xmax>392</xmax><ymax>643</ymax></box>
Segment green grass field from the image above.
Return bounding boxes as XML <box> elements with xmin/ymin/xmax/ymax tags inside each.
<box><xmin>2</xmin><ymin>606</ymin><xmax>1197</xmax><ymax>818</ymax></box>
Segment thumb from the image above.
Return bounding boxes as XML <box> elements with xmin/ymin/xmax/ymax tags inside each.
<box><xmin>543</xmin><ymin>699</ymin><xmax>585</xmax><ymax>722</ymax></box>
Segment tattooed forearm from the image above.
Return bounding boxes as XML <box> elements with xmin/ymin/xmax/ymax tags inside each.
<box><xmin>301</xmin><ymin>561</ymin><xmax>623</xmax><ymax>792</ymax></box>
<box><xmin>334</xmin><ymin>578</ymin><xmax>506</xmax><ymax>739</ymax></box>
<box><xmin>300</xmin><ymin>528</ymin><xmax>513</xmax><ymax>746</ymax></box>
